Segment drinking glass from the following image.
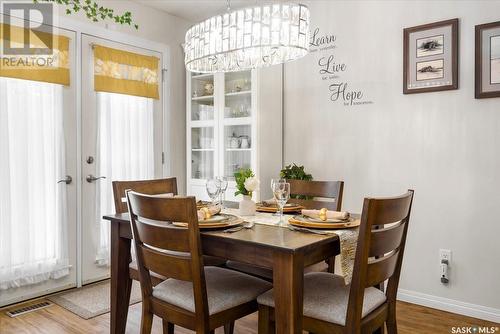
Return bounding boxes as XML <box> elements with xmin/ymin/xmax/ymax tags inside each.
<box><xmin>272</xmin><ymin>182</ymin><xmax>290</xmax><ymax>226</ymax></box>
<box><xmin>206</xmin><ymin>178</ymin><xmax>220</xmax><ymax>205</ymax></box>
<box><xmin>217</xmin><ymin>177</ymin><xmax>228</xmax><ymax>208</ymax></box>
<box><xmin>270</xmin><ymin>178</ymin><xmax>286</xmax><ymax>215</ymax></box>
<box><xmin>270</xmin><ymin>178</ymin><xmax>286</xmax><ymax>188</ymax></box>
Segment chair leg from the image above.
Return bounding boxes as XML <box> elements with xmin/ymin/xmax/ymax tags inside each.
<box><xmin>140</xmin><ymin>306</ymin><xmax>154</xmax><ymax>334</ymax></box>
<box><xmin>258</xmin><ymin>304</ymin><xmax>275</xmax><ymax>334</ymax></box>
<box><xmin>162</xmin><ymin>320</ymin><xmax>174</xmax><ymax>334</ymax></box>
<box><xmin>386</xmin><ymin>302</ymin><xmax>397</xmax><ymax>334</ymax></box>
<box><xmin>326</xmin><ymin>256</ymin><xmax>335</xmax><ymax>273</ymax></box>
<box><xmin>386</xmin><ymin>321</ymin><xmax>397</xmax><ymax>334</ymax></box>
<box><xmin>374</xmin><ymin>326</ymin><xmax>385</xmax><ymax>334</ymax></box>
<box><xmin>224</xmin><ymin>321</ymin><xmax>235</xmax><ymax>334</ymax></box>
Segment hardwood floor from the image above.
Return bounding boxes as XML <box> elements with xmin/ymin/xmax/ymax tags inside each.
<box><xmin>0</xmin><ymin>298</ymin><xmax>498</xmax><ymax>334</ymax></box>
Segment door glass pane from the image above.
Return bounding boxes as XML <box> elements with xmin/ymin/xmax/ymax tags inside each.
<box><xmin>0</xmin><ymin>77</ymin><xmax>70</xmax><ymax>290</ymax></box>
<box><xmin>95</xmin><ymin>92</ymin><xmax>154</xmax><ymax>265</ymax></box>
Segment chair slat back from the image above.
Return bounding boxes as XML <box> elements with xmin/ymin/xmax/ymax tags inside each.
<box><xmin>365</xmin><ymin>250</ymin><xmax>400</xmax><ymax>288</ymax></box>
<box><xmin>112</xmin><ymin>177</ymin><xmax>178</xmax><ymax>214</ymax></box>
<box><xmin>126</xmin><ymin>191</ymin><xmax>209</xmax><ymax>321</ymax></box>
<box><xmin>287</xmin><ymin>179</ymin><xmax>344</xmax><ymax>210</ymax></box>
<box><xmin>362</xmin><ymin>191</ymin><xmax>413</xmax><ymax>286</ymax></box>
<box><xmin>139</xmin><ymin>245</ymin><xmax>192</xmax><ymax>281</ymax></box>
<box><xmin>369</xmin><ymin>221</ymin><xmax>406</xmax><ymax>257</ymax></box>
<box><xmin>346</xmin><ymin>190</ymin><xmax>414</xmax><ymax>332</ymax></box>
<box><xmin>134</xmin><ymin>218</ymin><xmax>190</xmax><ymax>252</ymax></box>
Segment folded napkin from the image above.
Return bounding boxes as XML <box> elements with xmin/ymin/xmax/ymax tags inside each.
<box><xmin>302</xmin><ymin>208</ymin><xmax>350</xmax><ymax>221</ymax></box>
<box><xmin>197</xmin><ymin>205</ymin><xmax>221</xmax><ymax>220</ymax></box>
<box><xmin>261</xmin><ymin>198</ymin><xmax>277</xmax><ymax>206</ymax></box>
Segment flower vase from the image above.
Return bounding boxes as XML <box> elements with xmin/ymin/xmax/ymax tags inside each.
<box><xmin>239</xmin><ymin>195</ymin><xmax>256</xmax><ymax>216</ymax></box>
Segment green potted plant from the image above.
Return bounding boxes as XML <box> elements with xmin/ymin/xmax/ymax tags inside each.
<box><xmin>279</xmin><ymin>164</ymin><xmax>313</xmax><ymax>199</ymax></box>
<box><xmin>234</xmin><ymin>168</ymin><xmax>259</xmax><ymax>215</ymax></box>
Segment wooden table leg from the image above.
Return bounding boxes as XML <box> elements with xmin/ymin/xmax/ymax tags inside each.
<box><xmin>110</xmin><ymin>222</ymin><xmax>132</xmax><ymax>334</ymax></box>
<box><xmin>273</xmin><ymin>251</ymin><xmax>304</xmax><ymax>334</ymax></box>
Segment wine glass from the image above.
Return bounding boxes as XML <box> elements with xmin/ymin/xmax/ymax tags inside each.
<box><xmin>206</xmin><ymin>178</ymin><xmax>220</xmax><ymax>206</ymax></box>
<box><xmin>272</xmin><ymin>182</ymin><xmax>290</xmax><ymax>226</ymax></box>
<box><xmin>270</xmin><ymin>178</ymin><xmax>286</xmax><ymax>188</ymax></box>
<box><xmin>270</xmin><ymin>178</ymin><xmax>286</xmax><ymax>215</ymax></box>
<box><xmin>217</xmin><ymin>177</ymin><xmax>228</xmax><ymax>208</ymax></box>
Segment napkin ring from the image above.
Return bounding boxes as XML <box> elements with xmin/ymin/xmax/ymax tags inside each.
<box><xmin>319</xmin><ymin>208</ymin><xmax>328</xmax><ymax>221</ymax></box>
<box><xmin>200</xmin><ymin>207</ymin><xmax>211</xmax><ymax>220</ymax></box>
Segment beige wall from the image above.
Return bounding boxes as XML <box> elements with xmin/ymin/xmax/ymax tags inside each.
<box><xmin>283</xmin><ymin>0</ymin><xmax>500</xmax><ymax>319</ymax></box>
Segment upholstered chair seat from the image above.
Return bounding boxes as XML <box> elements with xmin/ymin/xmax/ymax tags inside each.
<box><xmin>258</xmin><ymin>272</ymin><xmax>386</xmax><ymax>326</ymax></box>
<box><xmin>153</xmin><ymin>266</ymin><xmax>272</xmax><ymax>315</ymax></box>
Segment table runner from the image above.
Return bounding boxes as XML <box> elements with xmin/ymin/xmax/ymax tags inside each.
<box><xmin>222</xmin><ymin>208</ymin><xmax>359</xmax><ymax>284</ymax></box>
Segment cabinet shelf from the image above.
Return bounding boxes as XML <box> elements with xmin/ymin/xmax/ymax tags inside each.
<box><xmin>225</xmin><ymin>90</ymin><xmax>251</xmax><ymax>97</ymax></box>
<box><xmin>226</xmin><ymin>148</ymin><xmax>251</xmax><ymax>151</ymax></box>
<box><xmin>223</xmin><ymin>117</ymin><xmax>252</xmax><ymax>126</ymax></box>
<box><xmin>190</xmin><ymin>120</ymin><xmax>215</xmax><ymax>128</ymax></box>
<box><xmin>192</xmin><ymin>95</ymin><xmax>214</xmax><ymax>102</ymax></box>
<box><xmin>192</xmin><ymin>148</ymin><xmax>214</xmax><ymax>152</ymax></box>
<box><xmin>192</xmin><ymin>73</ymin><xmax>213</xmax><ymax>80</ymax></box>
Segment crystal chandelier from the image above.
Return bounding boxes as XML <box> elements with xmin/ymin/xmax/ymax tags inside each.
<box><xmin>184</xmin><ymin>3</ymin><xmax>310</xmax><ymax>73</ymax></box>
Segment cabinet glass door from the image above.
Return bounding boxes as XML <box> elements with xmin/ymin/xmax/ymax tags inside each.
<box><xmin>191</xmin><ymin>126</ymin><xmax>215</xmax><ymax>179</ymax></box>
<box><xmin>190</xmin><ymin>74</ymin><xmax>214</xmax><ymax>121</ymax></box>
<box><xmin>223</xmin><ymin>71</ymin><xmax>252</xmax><ymax>181</ymax></box>
<box><xmin>190</xmin><ymin>73</ymin><xmax>215</xmax><ymax>181</ymax></box>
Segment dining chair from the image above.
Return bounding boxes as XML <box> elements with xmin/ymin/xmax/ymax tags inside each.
<box><xmin>112</xmin><ymin>177</ymin><xmax>178</xmax><ymax>215</ymax></box>
<box><xmin>257</xmin><ymin>190</ymin><xmax>414</xmax><ymax>334</ymax></box>
<box><xmin>226</xmin><ymin>179</ymin><xmax>345</xmax><ymax>279</ymax></box>
<box><xmin>112</xmin><ymin>177</ymin><xmax>226</xmax><ymax>286</ymax></box>
<box><xmin>126</xmin><ymin>191</ymin><xmax>272</xmax><ymax>334</ymax></box>
<box><xmin>287</xmin><ymin>179</ymin><xmax>344</xmax><ymax>211</ymax></box>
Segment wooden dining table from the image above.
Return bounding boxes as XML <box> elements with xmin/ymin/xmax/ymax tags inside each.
<box><xmin>103</xmin><ymin>211</ymin><xmax>341</xmax><ymax>334</ymax></box>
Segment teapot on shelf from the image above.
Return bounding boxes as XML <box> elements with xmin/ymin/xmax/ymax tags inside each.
<box><xmin>229</xmin><ymin>132</ymin><xmax>240</xmax><ymax>149</ymax></box>
<box><xmin>239</xmin><ymin>135</ymin><xmax>250</xmax><ymax>149</ymax></box>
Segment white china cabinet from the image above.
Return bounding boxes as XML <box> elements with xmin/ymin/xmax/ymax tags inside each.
<box><xmin>187</xmin><ymin>70</ymin><xmax>260</xmax><ymax>202</ymax></box>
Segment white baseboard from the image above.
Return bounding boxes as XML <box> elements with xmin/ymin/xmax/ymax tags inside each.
<box><xmin>398</xmin><ymin>289</ymin><xmax>500</xmax><ymax>324</ymax></box>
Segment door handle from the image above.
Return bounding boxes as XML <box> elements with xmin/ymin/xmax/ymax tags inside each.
<box><xmin>57</xmin><ymin>175</ymin><xmax>73</xmax><ymax>185</ymax></box>
<box><xmin>86</xmin><ymin>175</ymin><xmax>106</xmax><ymax>183</ymax></box>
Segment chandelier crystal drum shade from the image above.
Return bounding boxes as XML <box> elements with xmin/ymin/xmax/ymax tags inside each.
<box><xmin>184</xmin><ymin>3</ymin><xmax>310</xmax><ymax>73</ymax></box>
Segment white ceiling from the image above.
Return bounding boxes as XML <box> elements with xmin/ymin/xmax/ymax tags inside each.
<box><xmin>133</xmin><ymin>1</ymin><xmax>285</xmax><ymax>22</ymax></box>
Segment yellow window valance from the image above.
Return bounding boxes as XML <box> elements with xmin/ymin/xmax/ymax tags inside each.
<box><xmin>93</xmin><ymin>45</ymin><xmax>160</xmax><ymax>99</ymax></box>
<box><xmin>0</xmin><ymin>23</ymin><xmax>70</xmax><ymax>86</ymax></box>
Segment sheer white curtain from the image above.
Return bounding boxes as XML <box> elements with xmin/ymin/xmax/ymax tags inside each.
<box><xmin>95</xmin><ymin>92</ymin><xmax>154</xmax><ymax>266</ymax></box>
<box><xmin>0</xmin><ymin>77</ymin><xmax>70</xmax><ymax>290</ymax></box>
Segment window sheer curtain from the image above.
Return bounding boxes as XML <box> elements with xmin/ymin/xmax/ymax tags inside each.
<box><xmin>0</xmin><ymin>77</ymin><xmax>70</xmax><ymax>290</ymax></box>
<box><xmin>95</xmin><ymin>92</ymin><xmax>154</xmax><ymax>266</ymax></box>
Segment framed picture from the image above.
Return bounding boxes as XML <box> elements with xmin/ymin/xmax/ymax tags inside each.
<box><xmin>403</xmin><ymin>18</ymin><xmax>458</xmax><ymax>94</ymax></box>
<box><xmin>475</xmin><ymin>21</ymin><xmax>500</xmax><ymax>99</ymax></box>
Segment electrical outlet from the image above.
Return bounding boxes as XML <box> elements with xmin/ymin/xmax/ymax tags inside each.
<box><xmin>440</xmin><ymin>249</ymin><xmax>452</xmax><ymax>262</ymax></box>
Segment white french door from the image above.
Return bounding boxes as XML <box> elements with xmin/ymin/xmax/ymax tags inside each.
<box><xmin>80</xmin><ymin>35</ymin><xmax>164</xmax><ymax>284</ymax></box>
<box><xmin>0</xmin><ymin>28</ymin><xmax>77</xmax><ymax>306</ymax></box>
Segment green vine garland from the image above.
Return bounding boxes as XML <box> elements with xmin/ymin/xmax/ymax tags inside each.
<box><xmin>33</xmin><ymin>0</ymin><xmax>138</xmax><ymax>29</ymax></box>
